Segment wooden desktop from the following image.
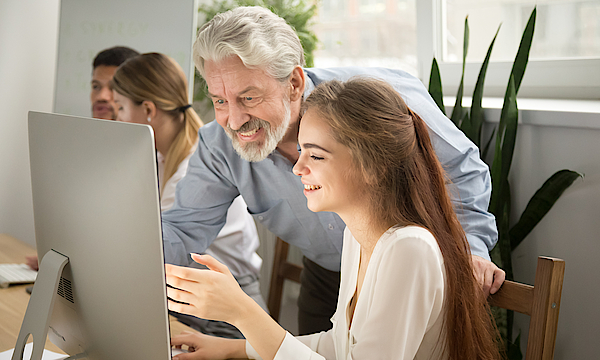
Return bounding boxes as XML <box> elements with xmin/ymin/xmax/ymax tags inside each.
<box><xmin>0</xmin><ymin>233</ymin><xmax>197</xmax><ymax>354</ymax></box>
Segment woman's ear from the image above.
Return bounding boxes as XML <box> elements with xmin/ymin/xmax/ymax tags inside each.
<box><xmin>288</xmin><ymin>66</ymin><xmax>305</xmax><ymax>102</ymax></box>
<box><xmin>142</xmin><ymin>100</ymin><xmax>157</xmax><ymax>119</ymax></box>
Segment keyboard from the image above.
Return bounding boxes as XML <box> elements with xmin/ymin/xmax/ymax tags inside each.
<box><xmin>0</xmin><ymin>263</ymin><xmax>38</xmax><ymax>288</ymax></box>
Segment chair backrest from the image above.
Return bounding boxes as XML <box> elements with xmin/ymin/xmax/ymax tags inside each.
<box><xmin>488</xmin><ymin>256</ymin><xmax>565</xmax><ymax>360</ymax></box>
<box><xmin>267</xmin><ymin>237</ymin><xmax>303</xmax><ymax>322</ymax></box>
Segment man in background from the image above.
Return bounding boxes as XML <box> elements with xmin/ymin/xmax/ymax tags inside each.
<box><xmin>90</xmin><ymin>46</ymin><xmax>139</xmax><ymax>120</ymax></box>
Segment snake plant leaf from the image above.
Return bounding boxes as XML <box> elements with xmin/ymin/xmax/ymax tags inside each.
<box><xmin>509</xmin><ymin>170</ymin><xmax>583</xmax><ymax>250</ymax></box>
<box><xmin>460</xmin><ymin>110</ymin><xmax>472</xmax><ymax>138</ymax></box>
<box><xmin>450</xmin><ymin>17</ymin><xmax>469</xmax><ymax>126</ymax></box>
<box><xmin>482</xmin><ymin>126</ymin><xmax>496</xmax><ymax>161</ymax></box>
<box><xmin>499</xmin><ymin>79</ymin><xmax>519</xmax><ymax>197</ymax></box>
<box><xmin>428</xmin><ymin>58</ymin><xmax>446</xmax><ymax>115</ymax></box>
<box><xmin>470</xmin><ymin>25</ymin><xmax>501</xmax><ymax>147</ymax></box>
<box><xmin>489</xmin><ymin>75</ymin><xmax>518</xmax><ymax>216</ymax></box>
<box><xmin>498</xmin><ymin>182</ymin><xmax>513</xmax><ymax>282</ymax></box>
<box><xmin>511</xmin><ymin>7</ymin><xmax>536</xmax><ymax>94</ymax></box>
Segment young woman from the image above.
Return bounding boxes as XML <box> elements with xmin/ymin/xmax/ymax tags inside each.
<box><xmin>111</xmin><ymin>53</ymin><xmax>265</xmax><ymax>338</ymax></box>
<box><xmin>165</xmin><ymin>78</ymin><xmax>501</xmax><ymax>360</ymax></box>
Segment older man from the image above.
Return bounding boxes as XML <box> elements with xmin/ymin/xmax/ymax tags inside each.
<box><xmin>162</xmin><ymin>6</ymin><xmax>505</xmax><ymax>335</ymax></box>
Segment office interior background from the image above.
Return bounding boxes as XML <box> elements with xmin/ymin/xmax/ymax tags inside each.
<box><xmin>1</xmin><ymin>0</ymin><xmax>599</xmax><ymax>358</ymax></box>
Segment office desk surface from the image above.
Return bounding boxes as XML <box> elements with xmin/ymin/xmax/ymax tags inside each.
<box><xmin>0</xmin><ymin>233</ymin><xmax>197</xmax><ymax>354</ymax></box>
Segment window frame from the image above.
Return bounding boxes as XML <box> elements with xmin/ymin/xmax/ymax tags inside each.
<box><xmin>416</xmin><ymin>0</ymin><xmax>600</xmax><ymax>100</ymax></box>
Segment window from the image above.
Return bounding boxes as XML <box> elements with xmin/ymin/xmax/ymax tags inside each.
<box><xmin>417</xmin><ymin>0</ymin><xmax>600</xmax><ymax>100</ymax></box>
<box><xmin>313</xmin><ymin>0</ymin><xmax>418</xmax><ymax>74</ymax></box>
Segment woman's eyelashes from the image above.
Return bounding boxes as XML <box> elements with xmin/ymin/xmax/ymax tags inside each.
<box><xmin>310</xmin><ymin>154</ymin><xmax>324</xmax><ymax>161</ymax></box>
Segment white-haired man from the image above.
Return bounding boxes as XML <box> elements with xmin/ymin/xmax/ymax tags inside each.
<box><xmin>162</xmin><ymin>6</ymin><xmax>505</xmax><ymax>335</ymax></box>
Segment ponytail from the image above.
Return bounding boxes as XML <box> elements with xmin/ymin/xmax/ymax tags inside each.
<box><xmin>162</xmin><ymin>108</ymin><xmax>202</xmax><ymax>191</ymax></box>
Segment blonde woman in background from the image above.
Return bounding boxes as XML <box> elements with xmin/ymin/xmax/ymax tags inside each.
<box><xmin>111</xmin><ymin>52</ymin><xmax>265</xmax><ymax>339</ymax></box>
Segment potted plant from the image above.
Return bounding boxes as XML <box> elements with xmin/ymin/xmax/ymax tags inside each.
<box><xmin>428</xmin><ymin>8</ymin><xmax>582</xmax><ymax>358</ymax></box>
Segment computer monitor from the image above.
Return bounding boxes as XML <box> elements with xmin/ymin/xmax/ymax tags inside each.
<box><xmin>14</xmin><ymin>111</ymin><xmax>173</xmax><ymax>359</ymax></box>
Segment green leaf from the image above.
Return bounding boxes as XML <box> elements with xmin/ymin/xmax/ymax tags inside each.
<box><xmin>511</xmin><ymin>7</ymin><xmax>536</xmax><ymax>94</ymax></box>
<box><xmin>498</xmin><ymin>184</ymin><xmax>513</xmax><ymax>281</ymax></box>
<box><xmin>460</xmin><ymin>110</ymin><xmax>473</xmax><ymax>139</ymax></box>
<box><xmin>489</xmin><ymin>75</ymin><xmax>518</xmax><ymax>216</ymax></box>
<box><xmin>482</xmin><ymin>126</ymin><xmax>496</xmax><ymax>162</ymax></box>
<box><xmin>469</xmin><ymin>25</ymin><xmax>501</xmax><ymax>147</ymax></box>
<box><xmin>428</xmin><ymin>58</ymin><xmax>446</xmax><ymax>115</ymax></box>
<box><xmin>510</xmin><ymin>170</ymin><xmax>583</xmax><ymax>250</ymax></box>
<box><xmin>450</xmin><ymin>17</ymin><xmax>469</xmax><ymax>126</ymax></box>
<box><xmin>499</xmin><ymin>78</ymin><xmax>519</xmax><ymax>199</ymax></box>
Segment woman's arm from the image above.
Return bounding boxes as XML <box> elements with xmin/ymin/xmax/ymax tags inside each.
<box><xmin>166</xmin><ymin>254</ymin><xmax>286</xmax><ymax>360</ymax></box>
<box><xmin>170</xmin><ymin>331</ymin><xmax>246</xmax><ymax>360</ymax></box>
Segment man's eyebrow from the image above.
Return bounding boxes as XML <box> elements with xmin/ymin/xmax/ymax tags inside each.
<box><xmin>301</xmin><ymin>143</ymin><xmax>331</xmax><ymax>154</ymax></box>
<box><xmin>207</xmin><ymin>86</ymin><xmax>260</xmax><ymax>99</ymax></box>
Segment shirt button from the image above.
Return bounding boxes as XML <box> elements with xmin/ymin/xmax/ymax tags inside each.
<box><xmin>328</xmin><ymin>224</ymin><xmax>334</xmax><ymax>230</ymax></box>
<box><xmin>258</xmin><ymin>216</ymin><xmax>264</xmax><ymax>221</ymax></box>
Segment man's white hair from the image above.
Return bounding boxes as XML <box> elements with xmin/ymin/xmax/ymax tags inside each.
<box><xmin>193</xmin><ymin>6</ymin><xmax>305</xmax><ymax>81</ymax></box>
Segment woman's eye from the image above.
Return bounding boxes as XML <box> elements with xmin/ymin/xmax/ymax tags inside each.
<box><xmin>310</xmin><ymin>155</ymin><xmax>324</xmax><ymax>161</ymax></box>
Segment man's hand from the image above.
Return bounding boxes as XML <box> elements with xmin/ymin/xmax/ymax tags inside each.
<box><xmin>471</xmin><ymin>255</ymin><xmax>505</xmax><ymax>295</ymax></box>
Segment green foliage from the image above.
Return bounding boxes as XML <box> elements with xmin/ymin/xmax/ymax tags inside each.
<box><xmin>509</xmin><ymin>170</ymin><xmax>583</xmax><ymax>249</ymax></box>
<box><xmin>193</xmin><ymin>0</ymin><xmax>319</xmax><ymax>104</ymax></box>
<box><xmin>428</xmin><ymin>7</ymin><xmax>582</xmax><ymax>359</ymax></box>
<box><xmin>428</xmin><ymin>58</ymin><xmax>445</xmax><ymax>116</ymax></box>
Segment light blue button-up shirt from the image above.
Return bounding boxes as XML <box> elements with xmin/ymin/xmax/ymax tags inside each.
<box><xmin>161</xmin><ymin>67</ymin><xmax>497</xmax><ymax>271</ymax></box>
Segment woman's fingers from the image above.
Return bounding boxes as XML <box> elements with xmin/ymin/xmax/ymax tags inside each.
<box><xmin>168</xmin><ymin>299</ymin><xmax>201</xmax><ymax>317</ymax></box>
<box><xmin>190</xmin><ymin>253</ymin><xmax>231</xmax><ymax>275</ymax></box>
<box><xmin>166</xmin><ymin>286</ymin><xmax>196</xmax><ymax>305</ymax></box>
<box><xmin>171</xmin><ymin>332</ymin><xmax>200</xmax><ymax>347</ymax></box>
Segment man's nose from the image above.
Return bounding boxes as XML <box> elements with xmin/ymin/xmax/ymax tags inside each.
<box><xmin>227</xmin><ymin>102</ymin><xmax>251</xmax><ymax>130</ymax></box>
<box><xmin>99</xmin><ymin>86</ymin><xmax>113</xmax><ymax>100</ymax></box>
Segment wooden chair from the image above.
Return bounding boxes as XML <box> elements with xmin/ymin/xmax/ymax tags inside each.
<box><xmin>267</xmin><ymin>237</ymin><xmax>303</xmax><ymax>321</ymax></box>
<box><xmin>488</xmin><ymin>256</ymin><xmax>565</xmax><ymax>360</ymax></box>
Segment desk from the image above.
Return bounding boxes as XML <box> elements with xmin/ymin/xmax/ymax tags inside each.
<box><xmin>0</xmin><ymin>233</ymin><xmax>197</xmax><ymax>354</ymax></box>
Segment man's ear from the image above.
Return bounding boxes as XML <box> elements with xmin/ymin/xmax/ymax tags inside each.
<box><xmin>288</xmin><ymin>66</ymin><xmax>305</xmax><ymax>102</ymax></box>
<box><xmin>142</xmin><ymin>100</ymin><xmax>157</xmax><ymax>119</ymax></box>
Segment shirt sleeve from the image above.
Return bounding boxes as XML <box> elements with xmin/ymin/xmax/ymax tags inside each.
<box><xmin>161</xmin><ymin>130</ymin><xmax>240</xmax><ymax>266</ymax></box>
<box><xmin>246</xmin><ymin>332</ymin><xmax>335</xmax><ymax>360</ymax></box>
<box><xmin>349</xmin><ymin>234</ymin><xmax>446</xmax><ymax>359</ymax></box>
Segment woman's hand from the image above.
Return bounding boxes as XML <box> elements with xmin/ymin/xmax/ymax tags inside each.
<box><xmin>171</xmin><ymin>331</ymin><xmax>246</xmax><ymax>360</ymax></box>
<box><xmin>166</xmin><ymin>254</ymin><xmax>287</xmax><ymax>360</ymax></box>
<box><xmin>165</xmin><ymin>254</ymin><xmax>252</xmax><ymax>326</ymax></box>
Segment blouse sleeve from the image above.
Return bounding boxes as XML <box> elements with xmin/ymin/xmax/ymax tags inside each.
<box><xmin>349</xmin><ymin>233</ymin><xmax>445</xmax><ymax>359</ymax></box>
<box><xmin>245</xmin><ymin>331</ymin><xmax>336</xmax><ymax>360</ymax></box>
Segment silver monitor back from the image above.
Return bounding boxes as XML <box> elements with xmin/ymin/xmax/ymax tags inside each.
<box><xmin>28</xmin><ymin>111</ymin><xmax>171</xmax><ymax>359</ymax></box>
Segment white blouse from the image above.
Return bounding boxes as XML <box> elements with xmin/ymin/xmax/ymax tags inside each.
<box><xmin>157</xmin><ymin>145</ymin><xmax>262</xmax><ymax>278</ymax></box>
<box><xmin>248</xmin><ymin>225</ymin><xmax>447</xmax><ymax>359</ymax></box>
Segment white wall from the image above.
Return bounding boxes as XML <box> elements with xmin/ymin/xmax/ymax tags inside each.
<box><xmin>0</xmin><ymin>0</ymin><xmax>60</xmax><ymax>246</ymax></box>
<box><xmin>481</xmin><ymin>105</ymin><xmax>600</xmax><ymax>360</ymax></box>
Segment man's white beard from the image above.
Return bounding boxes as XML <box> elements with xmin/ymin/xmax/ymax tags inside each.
<box><xmin>226</xmin><ymin>99</ymin><xmax>292</xmax><ymax>162</ymax></box>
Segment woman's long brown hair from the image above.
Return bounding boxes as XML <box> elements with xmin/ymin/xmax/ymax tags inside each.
<box><xmin>304</xmin><ymin>78</ymin><xmax>501</xmax><ymax>360</ymax></box>
<box><xmin>111</xmin><ymin>53</ymin><xmax>203</xmax><ymax>193</ymax></box>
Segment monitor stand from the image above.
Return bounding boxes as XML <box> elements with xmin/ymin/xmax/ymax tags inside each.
<box><xmin>12</xmin><ymin>250</ymin><xmax>69</xmax><ymax>360</ymax></box>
